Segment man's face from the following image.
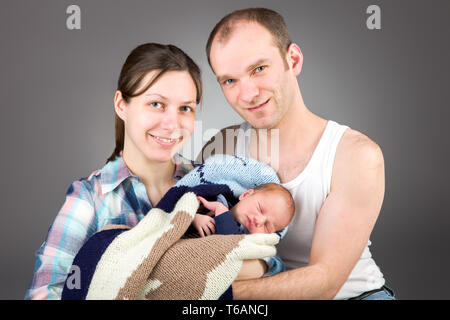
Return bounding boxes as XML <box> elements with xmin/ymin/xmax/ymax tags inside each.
<box><xmin>210</xmin><ymin>22</ymin><xmax>296</xmax><ymax>129</ymax></box>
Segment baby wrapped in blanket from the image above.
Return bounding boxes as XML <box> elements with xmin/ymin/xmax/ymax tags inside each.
<box><xmin>62</xmin><ymin>155</ymin><xmax>291</xmax><ymax>300</ymax></box>
<box><xmin>192</xmin><ymin>183</ymin><xmax>294</xmax><ymax>277</ymax></box>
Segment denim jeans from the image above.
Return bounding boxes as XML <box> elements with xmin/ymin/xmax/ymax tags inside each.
<box><xmin>360</xmin><ymin>285</ymin><xmax>396</xmax><ymax>300</ymax></box>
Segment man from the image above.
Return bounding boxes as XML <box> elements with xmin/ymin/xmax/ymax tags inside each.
<box><xmin>198</xmin><ymin>8</ymin><xmax>394</xmax><ymax>300</ymax></box>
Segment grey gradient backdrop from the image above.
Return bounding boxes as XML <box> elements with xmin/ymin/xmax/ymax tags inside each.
<box><xmin>0</xmin><ymin>0</ymin><xmax>449</xmax><ymax>299</ymax></box>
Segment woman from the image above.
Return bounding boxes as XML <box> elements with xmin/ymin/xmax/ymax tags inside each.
<box><xmin>25</xmin><ymin>43</ymin><xmax>202</xmax><ymax>299</ymax></box>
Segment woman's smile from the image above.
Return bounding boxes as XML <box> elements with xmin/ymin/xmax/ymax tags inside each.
<box><xmin>148</xmin><ymin>133</ymin><xmax>182</xmax><ymax>147</ymax></box>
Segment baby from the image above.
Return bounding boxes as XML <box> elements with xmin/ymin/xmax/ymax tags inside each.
<box><xmin>192</xmin><ymin>182</ymin><xmax>295</xmax><ymax>279</ymax></box>
<box><xmin>193</xmin><ymin>182</ymin><xmax>295</xmax><ymax>237</ymax></box>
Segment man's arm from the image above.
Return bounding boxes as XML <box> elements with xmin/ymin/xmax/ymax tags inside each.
<box><xmin>232</xmin><ymin>130</ymin><xmax>385</xmax><ymax>299</ymax></box>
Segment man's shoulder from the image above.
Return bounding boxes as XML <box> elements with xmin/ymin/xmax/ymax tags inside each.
<box><xmin>207</xmin><ymin>123</ymin><xmax>243</xmax><ymax>144</ymax></box>
<box><xmin>341</xmin><ymin>128</ymin><xmax>383</xmax><ymax>159</ymax></box>
<box><xmin>197</xmin><ymin>123</ymin><xmax>244</xmax><ymax>162</ymax></box>
<box><xmin>221</xmin><ymin>123</ymin><xmax>242</xmax><ymax>132</ymax></box>
<box><xmin>216</xmin><ymin>123</ymin><xmax>244</xmax><ymax>139</ymax></box>
<box><xmin>336</xmin><ymin>128</ymin><xmax>384</xmax><ymax>173</ymax></box>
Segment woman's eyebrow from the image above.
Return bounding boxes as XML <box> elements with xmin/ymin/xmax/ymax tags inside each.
<box><xmin>145</xmin><ymin>93</ymin><xmax>196</xmax><ymax>105</ymax></box>
<box><xmin>144</xmin><ymin>93</ymin><xmax>168</xmax><ymax>99</ymax></box>
<box><xmin>182</xmin><ymin>100</ymin><xmax>197</xmax><ymax>105</ymax></box>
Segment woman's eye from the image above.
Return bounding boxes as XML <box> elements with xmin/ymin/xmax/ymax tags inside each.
<box><xmin>223</xmin><ymin>79</ymin><xmax>234</xmax><ymax>85</ymax></box>
<box><xmin>180</xmin><ymin>106</ymin><xmax>193</xmax><ymax>112</ymax></box>
<box><xmin>150</xmin><ymin>102</ymin><xmax>162</xmax><ymax>108</ymax></box>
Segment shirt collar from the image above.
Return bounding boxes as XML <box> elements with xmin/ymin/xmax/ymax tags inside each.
<box><xmin>173</xmin><ymin>153</ymin><xmax>196</xmax><ymax>180</ymax></box>
<box><xmin>99</xmin><ymin>153</ymin><xmax>195</xmax><ymax>195</ymax></box>
<box><xmin>100</xmin><ymin>155</ymin><xmax>135</xmax><ymax>195</ymax></box>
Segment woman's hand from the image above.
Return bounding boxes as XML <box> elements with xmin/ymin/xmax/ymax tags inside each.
<box><xmin>192</xmin><ymin>213</ymin><xmax>216</xmax><ymax>237</ymax></box>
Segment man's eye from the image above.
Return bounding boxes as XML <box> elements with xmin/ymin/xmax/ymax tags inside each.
<box><xmin>255</xmin><ymin>66</ymin><xmax>265</xmax><ymax>73</ymax></box>
<box><xmin>223</xmin><ymin>79</ymin><xmax>234</xmax><ymax>85</ymax></box>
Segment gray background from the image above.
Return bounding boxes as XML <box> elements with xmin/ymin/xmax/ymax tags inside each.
<box><xmin>0</xmin><ymin>0</ymin><xmax>449</xmax><ymax>299</ymax></box>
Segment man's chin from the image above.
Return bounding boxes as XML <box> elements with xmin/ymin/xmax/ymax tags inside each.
<box><xmin>247</xmin><ymin>118</ymin><xmax>278</xmax><ymax>130</ymax></box>
<box><xmin>236</xmin><ymin>108</ymin><xmax>279</xmax><ymax>129</ymax></box>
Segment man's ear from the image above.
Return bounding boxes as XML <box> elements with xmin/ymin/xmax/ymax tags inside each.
<box><xmin>114</xmin><ymin>90</ymin><xmax>127</xmax><ymax>121</ymax></box>
<box><xmin>286</xmin><ymin>43</ymin><xmax>303</xmax><ymax>76</ymax></box>
<box><xmin>239</xmin><ymin>189</ymin><xmax>255</xmax><ymax>200</ymax></box>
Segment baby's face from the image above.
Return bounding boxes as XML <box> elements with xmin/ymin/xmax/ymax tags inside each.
<box><xmin>232</xmin><ymin>190</ymin><xmax>292</xmax><ymax>234</ymax></box>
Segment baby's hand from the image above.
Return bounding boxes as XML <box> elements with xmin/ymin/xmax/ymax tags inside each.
<box><xmin>193</xmin><ymin>214</ymin><xmax>216</xmax><ymax>237</ymax></box>
<box><xmin>197</xmin><ymin>196</ymin><xmax>229</xmax><ymax>217</ymax></box>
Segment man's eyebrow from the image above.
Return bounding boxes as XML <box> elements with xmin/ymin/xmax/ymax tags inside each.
<box><xmin>216</xmin><ymin>58</ymin><xmax>270</xmax><ymax>83</ymax></box>
<box><xmin>216</xmin><ymin>74</ymin><xmax>231</xmax><ymax>83</ymax></box>
<box><xmin>246</xmin><ymin>58</ymin><xmax>269</xmax><ymax>72</ymax></box>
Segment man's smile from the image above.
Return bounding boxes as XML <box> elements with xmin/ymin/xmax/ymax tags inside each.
<box><xmin>247</xmin><ymin>98</ymin><xmax>270</xmax><ymax>112</ymax></box>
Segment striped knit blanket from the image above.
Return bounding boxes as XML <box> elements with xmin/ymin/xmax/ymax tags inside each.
<box><xmin>61</xmin><ymin>155</ymin><xmax>280</xmax><ymax>300</ymax></box>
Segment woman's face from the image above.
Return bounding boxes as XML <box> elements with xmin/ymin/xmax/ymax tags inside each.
<box><xmin>118</xmin><ymin>70</ymin><xmax>197</xmax><ymax>163</ymax></box>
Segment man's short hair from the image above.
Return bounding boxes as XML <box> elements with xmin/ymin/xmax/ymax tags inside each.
<box><xmin>206</xmin><ymin>8</ymin><xmax>293</xmax><ymax>68</ymax></box>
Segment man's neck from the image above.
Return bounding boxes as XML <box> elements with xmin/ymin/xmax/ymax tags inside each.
<box><xmin>250</xmin><ymin>98</ymin><xmax>327</xmax><ymax>182</ymax></box>
<box><xmin>253</xmin><ymin>100</ymin><xmax>325</xmax><ymax>154</ymax></box>
<box><xmin>280</xmin><ymin>107</ymin><xmax>326</xmax><ymax>153</ymax></box>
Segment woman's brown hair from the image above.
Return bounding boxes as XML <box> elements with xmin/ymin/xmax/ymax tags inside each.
<box><xmin>106</xmin><ymin>43</ymin><xmax>202</xmax><ymax>163</ymax></box>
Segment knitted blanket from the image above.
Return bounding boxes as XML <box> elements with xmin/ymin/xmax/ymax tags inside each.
<box><xmin>61</xmin><ymin>155</ymin><xmax>280</xmax><ymax>300</ymax></box>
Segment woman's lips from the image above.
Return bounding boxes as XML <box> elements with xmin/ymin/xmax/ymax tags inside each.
<box><xmin>247</xmin><ymin>98</ymin><xmax>270</xmax><ymax>112</ymax></box>
<box><xmin>149</xmin><ymin>134</ymin><xmax>182</xmax><ymax>147</ymax></box>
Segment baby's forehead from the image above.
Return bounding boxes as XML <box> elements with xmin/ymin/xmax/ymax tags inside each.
<box><xmin>267</xmin><ymin>203</ymin><xmax>290</xmax><ymax>216</ymax></box>
<box><xmin>257</xmin><ymin>188</ymin><xmax>283</xmax><ymax>197</ymax></box>
<box><xmin>258</xmin><ymin>189</ymin><xmax>288</xmax><ymax>203</ymax></box>
<box><xmin>259</xmin><ymin>190</ymin><xmax>294</xmax><ymax>220</ymax></box>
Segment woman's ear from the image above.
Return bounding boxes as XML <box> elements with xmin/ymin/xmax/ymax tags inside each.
<box><xmin>114</xmin><ymin>90</ymin><xmax>127</xmax><ymax>122</ymax></box>
<box><xmin>239</xmin><ymin>189</ymin><xmax>255</xmax><ymax>201</ymax></box>
<box><xmin>286</xmin><ymin>43</ymin><xmax>303</xmax><ymax>76</ymax></box>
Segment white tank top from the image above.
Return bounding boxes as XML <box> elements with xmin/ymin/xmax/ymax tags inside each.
<box><xmin>235</xmin><ymin>120</ymin><xmax>385</xmax><ymax>299</ymax></box>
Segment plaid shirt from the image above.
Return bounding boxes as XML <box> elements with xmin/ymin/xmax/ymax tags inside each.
<box><xmin>25</xmin><ymin>154</ymin><xmax>193</xmax><ymax>300</ymax></box>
